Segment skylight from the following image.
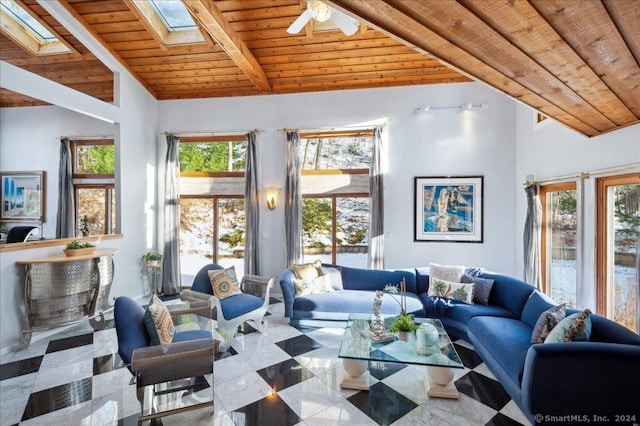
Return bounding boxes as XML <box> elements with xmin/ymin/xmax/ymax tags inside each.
<box><xmin>0</xmin><ymin>0</ymin><xmax>55</xmax><ymax>41</ymax></box>
<box><xmin>149</xmin><ymin>0</ymin><xmax>196</xmax><ymax>31</ymax></box>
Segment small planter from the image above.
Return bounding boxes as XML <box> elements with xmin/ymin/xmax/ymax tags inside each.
<box><xmin>146</xmin><ymin>260</ymin><xmax>160</xmax><ymax>266</ymax></box>
<box><xmin>397</xmin><ymin>330</ymin><xmax>414</xmax><ymax>342</ymax></box>
<box><xmin>63</xmin><ymin>247</ymin><xmax>96</xmax><ymax>257</ymax></box>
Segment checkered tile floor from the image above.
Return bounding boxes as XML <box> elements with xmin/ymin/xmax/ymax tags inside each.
<box><xmin>0</xmin><ymin>298</ymin><xmax>530</xmax><ymax>425</ymax></box>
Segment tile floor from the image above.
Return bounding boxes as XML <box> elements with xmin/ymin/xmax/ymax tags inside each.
<box><xmin>0</xmin><ymin>298</ymin><xmax>531</xmax><ymax>425</ymax></box>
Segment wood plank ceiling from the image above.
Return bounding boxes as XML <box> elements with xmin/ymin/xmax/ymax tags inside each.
<box><xmin>0</xmin><ymin>0</ymin><xmax>638</xmax><ymax>138</ymax></box>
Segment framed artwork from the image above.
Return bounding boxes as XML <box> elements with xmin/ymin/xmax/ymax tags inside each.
<box><xmin>414</xmin><ymin>176</ymin><xmax>483</xmax><ymax>243</ymax></box>
<box><xmin>1</xmin><ymin>171</ymin><xmax>46</xmax><ymax>222</ymax></box>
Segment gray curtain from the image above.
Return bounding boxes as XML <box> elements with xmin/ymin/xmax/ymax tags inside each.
<box><xmin>244</xmin><ymin>132</ymin><xmax>260</xmax><ymax>275</ymax></box>
<box><xmin>368</xmin><ymin>127</ymin><xmax>385</xmax><ymax>269</ymax></box>
<box><xmin>162</xmin><ymin>134</ymin><xmax>181</xmax><ymax>295</ymax></box>
<box><xmin>523</xmin><ymin>184</ymin><xmax>542</xmax><ymax>288</ymax></box>
<box><xmin>285</xmin><ymin>131</ymin><xmax>303</xmax><ymax>266</ymax></box>
<box><xmin>56</xmin><ymin>138</ymin><xmax>75</xmax><ymax>238</ymax></box>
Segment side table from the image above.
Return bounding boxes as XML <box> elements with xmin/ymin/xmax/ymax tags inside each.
<box><xmin>146</xmin><ymin>264</ymin><xmax>162</xmax><ymax>296</ymax></box>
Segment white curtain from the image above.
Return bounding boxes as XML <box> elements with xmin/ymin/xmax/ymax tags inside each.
<box><xmin>523</xmin><ymin>184</ymin><xmax>542</xmax><ymax>288</ymax></box>
<box><xmin>285</xmin><ymin>131</ymin><xmax>303</xmax><ymax>266</ymax></box>
<box><xmin>162</xmin><ymin>134</ymin><xmax>181</xmax><ymax>295</ymax></box>
<box><xmin>368</xmin><ymin>126</ymin><xmax>385</xmax><ymax>269</ymax></box>
<box><xmin>56</xmin><ymin>138</ymin><xmax>75</xmax><ymax>238</ymax></box>
<box><xmin>244</xmin><ymin>132</ymin><xmax>260</xmax><ymax>275</ymax></box>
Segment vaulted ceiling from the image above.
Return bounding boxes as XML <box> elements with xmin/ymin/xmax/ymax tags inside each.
<box><xmin>1</xmin><ymin>0</ymin><xmax>638</xmax><ymax>138</ymax></box>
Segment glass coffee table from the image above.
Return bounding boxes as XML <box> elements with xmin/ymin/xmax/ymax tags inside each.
<box><xmin>338</xmin><ymin>314</ymin><xmax>464</xmax><ymax>399</ymax></box>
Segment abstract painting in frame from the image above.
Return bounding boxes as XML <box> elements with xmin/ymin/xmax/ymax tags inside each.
<box><xmin>414</xmin><ymin>176</ymin><xmax>483</xmax><ymax>243</ymax></box>
<box><xmin>1</xmin><ymin>171</ymin><xmax>46</xmax><ymax>222</ymax></box>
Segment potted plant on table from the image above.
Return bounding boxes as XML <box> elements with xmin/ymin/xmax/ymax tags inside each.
<box><xmin>384</xmin><ymin>279</ymin><xmax>418</xmax><ymax>341</ymax></box>
<box><xmin>141</xmin><ymin>251</ymin><xmax>163</xmax><ymax>266</ymax></box>
<box><xmin>64</xmin><ymin>240</ymin><xmax>96</xmax><ymax>257</ymax></box>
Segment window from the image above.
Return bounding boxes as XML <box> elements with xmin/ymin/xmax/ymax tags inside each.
<box><xmin>149</xmin><ymin>0</ymin><xmax>197</xmax><ymax>30</ymax></box>
<box><xmin>0</xmin><ymin>0</ymin><xmax>72</xmax><ymax>55</ymax></box>
<box><xmin>540</xmin><ymin>183</ymin><xmax>578</xmax><ymax>307</ymax></box>
<box><xmin>178</xmin><ymin>137</ymin><xmax>247</xmax><ymax>282</ymax></box>
<box><xmin>597</xmin><ymin>174</ymin><xmax>640</xmax><ymax>332</ymax></box>
<box><xmin>299</xmin><ymin>130</ymin><xmax>373</xmax><ymax>266</ymax></box>
<box><xmin>128</xmin><ymin>0</ymin><xmax>205</xmax><ymax>46</ymax></box>
<box><xmin>71</xmin><ymin>140</ymin><xmax>116</xmax><ymax>236</ymax></box>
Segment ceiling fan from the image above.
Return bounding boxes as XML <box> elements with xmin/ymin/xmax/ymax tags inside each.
<box><xmin>287</xmin><ymin>0</ymin><xmax>359</xmax><ymax>36</ymax></box>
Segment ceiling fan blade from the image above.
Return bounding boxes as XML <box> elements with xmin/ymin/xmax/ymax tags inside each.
<box><xmin>287</xmin><ymin>10</ymin><xmax>312</xmax><ymax>34</ymax></box>
<box><xmin>330</xmin><ymin>9</ymin><xmax>359</xmax><ymax>36</ymax></box>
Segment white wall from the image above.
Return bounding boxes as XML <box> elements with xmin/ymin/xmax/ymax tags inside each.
<box><xmin>514</xmin><ymin>104</ymin><xmax>640</xmax><ymax>308</ymax></box>
<box><xmin>159</xmin><ymin>82</ymin><xmax>518</xmax><ymax>280</ymax></box>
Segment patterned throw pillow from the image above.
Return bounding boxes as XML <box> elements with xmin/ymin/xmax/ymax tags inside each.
<box><xmin>320</xmin><ymin>266</ymin><xmax>343</xmax><ymax>290</ymax></box>
<box><xmin>428</xmin><ymin>277</ymin><xmax>474</xmax><ymax>304</ymax></box>
<box><xmin>428</xmin><ymin>263</ymin><xmax>466</xmax><ymax>284</ymax></box>
<box><xmin>531</xmin><ymin>303</ymin><xmax>566</xmax><ymax>344</ymax></box>
<box><xmin>144</xmin><ymin>295</ymin><xmax>175</xmax><ymax>345</ymax></box>
<box><xmin>292</xmin><ymin>260</ymin><xmax>322</xmax><ymax>280</ymax></box>
<box><xmin>208</xmin><ymin>266</ymin><xmax>241</xmax><ymax>299</ymax></box>
<box><xmin>544</xmin><ymin>309</ymin><xmax>592</xmax><ymax>343</ymax></box>
<box><xmin>293</xmin><ymin>275</ymin><xmax>334</xmax><ymax>297</ymax></box>
<box><xmin>461</xmin><ymin>274</ymin><xmax>494</xmax><ymax>305</ymax></box>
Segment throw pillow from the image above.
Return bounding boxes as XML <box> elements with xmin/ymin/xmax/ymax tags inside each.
<box><xmin>531</xmin><ymin>303</ymin><xmax>566</xmax><ymax>344</ymax></box>
<box><xmin>208</xmin><ymin>266</ymin><xmax>241</xmax><ymax>299</ymax></box>
<box><xmin>544</xmin><ymin>309</ymin><xmax>592</xmax><ymax>343</ymax></box>
<box><xmin>293</xmin><ymin>275</ymin><xmax>333</xmax><ymax>296</ymax></box>
<box><xmin>461</xmin><ymin>274</ymin><xmax>494</xmax><ymax>305</ymax></box>
<box><xmin>292</xmin><ymin>260</ymin><xmax>322</xmax><ymax>280</ymax></box>
<box><xmin>320</xmin><ymin>266</ymin><xmax>343</xmax><ymax>290</ymax></box>
<box><xmin>428</xmin><ymin>277</ymin><xmax>474</xmax><ymax>304</ymax></box>
<box><xmin>428</xmin><ymin>263</ymin><xmax>466</xmax><ymax>284</ymax></box>
<box><xmin>144</xmin><ymin>295</ymin><xmax>175</xmax><ymax>345</ymax></box>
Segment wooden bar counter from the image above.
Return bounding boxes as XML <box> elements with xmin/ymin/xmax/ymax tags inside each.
<box><xmin>16</xmin><ymin>248</ymin><xmax>118</xmax><ymax>348</ymax></box>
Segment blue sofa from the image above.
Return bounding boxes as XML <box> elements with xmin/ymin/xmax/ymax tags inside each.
<box><xmin>279</xmin><ymin>264</ymin><xmax>640</xmax><ymax>424</ymax></box>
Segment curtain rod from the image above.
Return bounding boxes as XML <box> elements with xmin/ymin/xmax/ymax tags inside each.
<box><xmin>523</xmin><ymin>163</ymin><xmax>640</xmax><ymax>186</ymax></box>
<box><xmin>162</xmin><ymin>129</ymin><xmax>263</xmax><ymax>137</ymax></box>
<box><xmin>59</xmin><ymin>135</ymin><xmax>113</xmax><ymax>140</ymax></box>
<box><xmin>279</xmin><ymin>122</ymin><xmax>387</xmax><ymax>133</ymax></box>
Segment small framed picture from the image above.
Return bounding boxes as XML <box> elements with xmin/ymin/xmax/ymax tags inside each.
<box><xmin>414</xmin><ymin>176</ymin><xmax>483</xmax><ymax>243</ymax></box>
<box><xmin>1</xmin><ymin>171</ymin><xmax>46</xmax><ymax>222</ymax></box>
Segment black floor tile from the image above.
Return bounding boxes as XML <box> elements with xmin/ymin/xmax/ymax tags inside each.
<box><xmin>238</xmin><ymin>322</ymin><xmax>258</xmax><ymax>335</ymax></box>
<box><xmin>454</xmin><ymin>342</ymin><xmax>483</xmax><ymax>369</ymax></box>
<box><xmin>46</xmin><ymin>333</ymin><xmax>93</xmax><ymax>354</ymax></box>
<box><xmin>275</xmin><ymin>334</ymin><xmax>323</xmax><ymax>357</ymax></box>
<box><xmin>347</xmin><ymin>381</ymin><xmax>418</xmax><ymax>425</ymax></box>
<box><xmin>485</xmin><ymin>412</ymin><xmax>527</xmax><ymax>426</ymax></box>
<box><xmin>368</xmin><ymin>361</ymin><xmax>406</xmax><ymax>380</ymax></box>
<box><xmin>215</xmin><ymin>346</ymin><xmax>238</xmax><ymax>360</ymax></box>
<box><xmin>456</xmin><ymin>371</ymin><xmax>511</xmax><ymax>411</ymax></box>
<box><xmin>230</xmin><ymin>394</ymin><xmax>301</xmax><ymax>426</ymax></box>
<box><xmin>93</xmin><ymin>353</ymin><xmax>125</xmax><ymax>376</ymax></box>
<box><xmin>256</xmin><ymin>358</ymin><xmax>314</xmax><ymax>392</ymax></box>
<box><xmin>0</xmin><ymin>356</ymin><xmax>43</xmax><ymax>381</ymax></box>
<box><xmin>21</xmin><ymin>377</ymin><xmax>93</xmax><ymax>421</ymax></box>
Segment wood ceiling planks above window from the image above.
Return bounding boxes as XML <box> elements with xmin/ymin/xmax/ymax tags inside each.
<box><xmin>327</xmin><ymin>0</ymin><xmax>640</xmax><ymax>137</ymax></box>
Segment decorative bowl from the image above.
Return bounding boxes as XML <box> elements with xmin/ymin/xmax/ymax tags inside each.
<box><xmin>63</xmin><ymin>247</ymin><xmax>96</xmax><ymax>257</ymax></box>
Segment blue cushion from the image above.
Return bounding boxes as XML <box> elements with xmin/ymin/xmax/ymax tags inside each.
<box><xmin>219</xmin><ymin>293</ymin><xmax>263</xmax><ymax>320</ymax></box>
<box><xmin>478</xmin><ymin>272</ymin><xmax>534</xmax><ymax>316</ymax></box>
<box><xmin>173</xmin><ymin>329</ymin><xmax>212</xmax><ymax>342</ymax></box>
<box><xmin>293</xmin><ymin>289</ymin><xmax>426</xmax><ymax>318</ymax></box>
<box><xmin>521</xmin><ymin>290</ymin><xmax>557</xmax><ymax>328</ymax></box>
<box><xmin>191</xmin><ymin>264</ymin><xmax>224</xmax><ymax>294</ymax></box>
<box><xmin>415</xmin><ymin>268</ymin><xmax>430</xmax><ymax>294</ymax></box>
<box><xmin>114</xmin><ymin>297</ymin><xmax>151</xmax><ymax>366</ymax></box>
<box><xmin>419</xmin><ymin>292</ymin><xmax>517</xmax><ymax>324</ymax></box>
<box><xmin>467</xmin><ymin>316</ymin><xmax>533</xmax><ymax>386</ymax></box>
<box><xmin>339</xmin><ymin>265</ymin><xmax>417</xmax><ymax>293</ymax></box>
<box><xmin>588</xmin><ymin>313</ymin><xmax>640</xmax><ymax>345</ymax></box>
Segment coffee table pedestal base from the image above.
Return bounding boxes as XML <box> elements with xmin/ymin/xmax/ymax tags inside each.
<box><xmin>341</xmin><ymin>359</ymin><xmax>370</xmax><ymax>390</ymax></box>
<box><xmin>424</xmin><ymin>366</ymin><xmax>459</xmax><ymax>399</ymax></box>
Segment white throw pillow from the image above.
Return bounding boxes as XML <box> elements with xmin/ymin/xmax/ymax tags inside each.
<box><xmin>428</xmin><ymin>277</ymin><xmax>474</xmax><ymax>304</ymax></box>
<box><xmin>320</xmin><ymin>266</ymin><xmax>343</xmax><ymax>290</ymax></box>
<box><xmin>428</xmin><ymin>263</ymin><xmax>466</xmax><ymax>283</ymax></box>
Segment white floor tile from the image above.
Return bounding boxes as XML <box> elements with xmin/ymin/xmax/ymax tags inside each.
<box><xmin>277</xmin><ymin>376</ymin><xmax>345</xmax><ymax>419</ymax></box>
<box><xmin>214</xmin><ymin>371</ymin><xmax>272</xmax><ymax>413</ymax></box>
<box><xmin>304</xmin><ymin>399</ymin><xmax>378</xmax><ymax>425</ymax></box>
<box><xmin>32</xmin><ymin>359</ymin><xmax>93</xmax><ymax>392</ymax></box>
<box><xmin>0</xmin><ymin>372</ymin><xmax>36</xmax><ymax>425</ymax></box>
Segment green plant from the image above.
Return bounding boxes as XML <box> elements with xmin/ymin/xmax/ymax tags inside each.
<box><xmin>66</xmin><ymin>240</ymin><xmax>95</xmax><ymax>249</ymax></box>
<box><xmin>388</xmin><ymin>313</ymin><xmax>419</xmax><ymax>333</ymax></box>
<box><xmin>142</xmin><ymin>251</ymin><xmax>163</xmax><ymax>262</ymax></box>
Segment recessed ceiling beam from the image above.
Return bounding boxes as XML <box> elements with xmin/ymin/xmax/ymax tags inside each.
<box><xmin>184</xmin><ymin>0</ymin><xmax>271</xmax><ymax>92</ymax></box>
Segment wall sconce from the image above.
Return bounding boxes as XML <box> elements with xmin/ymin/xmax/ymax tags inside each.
<box><xmin>265</xmin><ymin>187</ymin><xmax>280</xmax><ymax>210</ymax></box>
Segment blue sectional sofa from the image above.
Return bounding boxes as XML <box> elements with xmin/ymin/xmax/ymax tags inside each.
<box><xmin>279</xmin><ymin>264</ymin><xmax>640</xmax><ymax>424</ymax></box>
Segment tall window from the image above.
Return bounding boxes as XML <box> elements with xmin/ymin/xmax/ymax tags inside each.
<box><xmin>71</xmin><ymin>139</ymin><xmax>115</xmax><ymax>236</ymax></box>
<box><xmin>178</xmin><ymin>136</ymin><xmax>247</xmax><ymax>282</ymax></box>
<box><xmin>540</xmin><ymin>183</ymin><xmax>578</xmax><ymax>307</ymax></box>
<box><xmin>597</xmin><ymin>174</ymin><xmax>640</xmax><ymax>332</ymax></box>
<box><xmin>299</xmin><ymin>130</ymin><xmax>373</xmax><ymax>267</ymax></box>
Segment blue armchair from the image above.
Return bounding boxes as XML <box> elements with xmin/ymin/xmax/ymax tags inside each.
<box><xmin>181</xmin><ymin>264</ymin><xmax>273</xmax><ymax>351</ymax></box>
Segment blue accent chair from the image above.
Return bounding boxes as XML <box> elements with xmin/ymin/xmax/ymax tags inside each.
<box><xmin>181</xmin><ymin>264</ymin><xmax>274</xmax><ymax>351</ymax></box>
